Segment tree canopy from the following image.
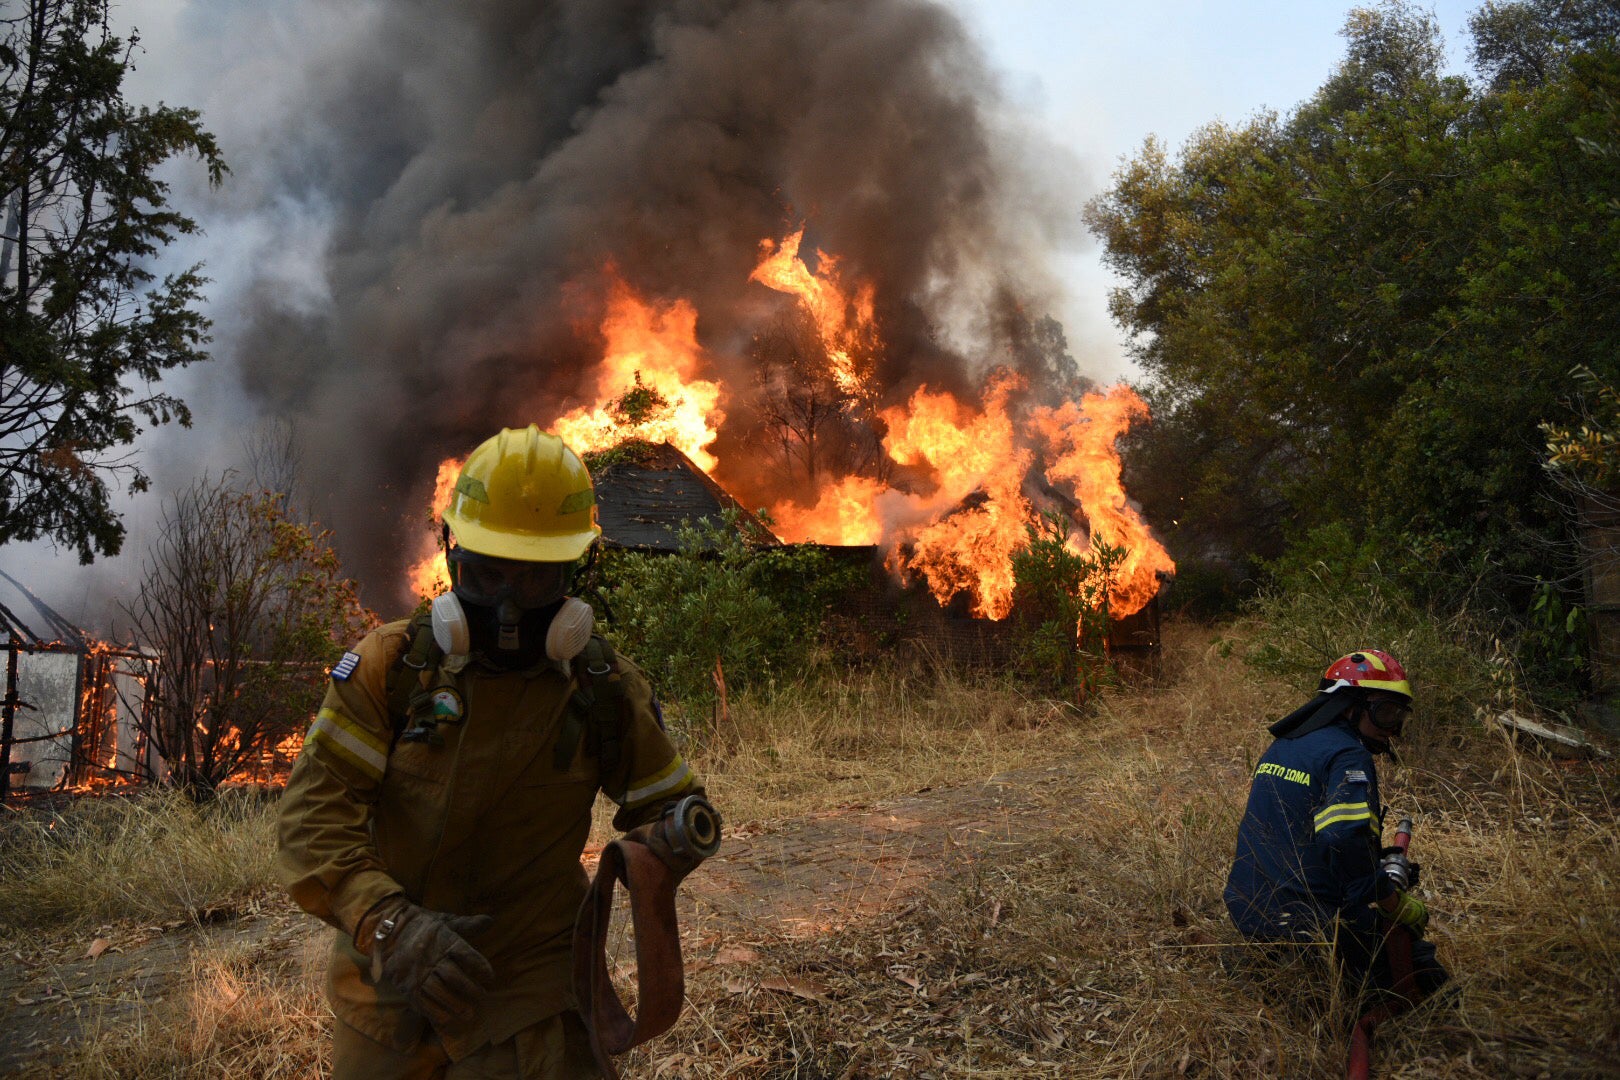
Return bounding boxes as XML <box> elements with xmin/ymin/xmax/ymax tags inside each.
<box><xmin>0</xmin><ymin>0</ymin><xmax>225</xmax><ymax>562</ymax></box>
<box><xmin>1089</xmin><ymin>0</ymin><xmax>1620</xmax><ymax>627</ymax></box>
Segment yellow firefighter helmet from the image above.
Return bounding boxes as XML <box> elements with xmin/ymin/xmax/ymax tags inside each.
<box><xmin>442</xmin><ymin>426</ymin><xmax>601</xmax><ymax>562</ymax></box>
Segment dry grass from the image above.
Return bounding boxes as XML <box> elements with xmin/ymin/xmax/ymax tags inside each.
<box><xmin>12</xmin><ymin>621</ymin><xmax>1620</xmax><ymax>1078</ymax></box>
<box><xmin>680</xmin><ymin>659</ymin><xmax>1089</xmax><ymax>822</ymax></box>
<box><xmin>63</xmin><ymin>932</ymin><xmax>329</xmax><ymax>1079</ymax></box>
<box><xmin>610</xmin><ymin>624</ymin><xmax>1620</xmax><ymax>1078</ymax></box>
<box><xmin>0</xmin><ymin>788</ymin><xmax>278</xmax><ymax>933</ymax></box>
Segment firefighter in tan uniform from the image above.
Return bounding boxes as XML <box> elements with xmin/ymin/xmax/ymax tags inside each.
<box><xmin>276</xmin><ymin>427</ymin><xmax>717</xmax><ymax>1079</ymax></box>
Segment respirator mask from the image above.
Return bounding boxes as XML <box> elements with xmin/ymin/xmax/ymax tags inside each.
<box><xmin>433</xmin><ymin>547</ymin><xmax>594</xmax><ymax>666</ymax></box>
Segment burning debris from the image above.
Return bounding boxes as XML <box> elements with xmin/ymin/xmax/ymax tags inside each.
<box><xmin>0</xmin><ymin>570</ymin><xmax>160</xmax><ymax>799</ymax></box>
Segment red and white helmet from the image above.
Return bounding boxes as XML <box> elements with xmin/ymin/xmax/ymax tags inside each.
<box><xmin>1318</xmin><ymin>650</ymin><xmax>1412</xmax><ymax>701</ymax></box>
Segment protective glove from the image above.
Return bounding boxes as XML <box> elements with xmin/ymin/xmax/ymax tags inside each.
<box><xmin>360</xmin><ymin>897</ymin><xmax>495</xmax><ymax>1032</ymax></box>
<box><xmin>1381</xmin><ymin>889</ymin><xmax>1429</xmax><ymax>937</ymax></box>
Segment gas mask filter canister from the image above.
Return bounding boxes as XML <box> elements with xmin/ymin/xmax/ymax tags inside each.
<box><xmin>431</xmin><ymin>592</ymin><xmax>471</xmax><ymax>658</ymax></box>
<box><xmin>544</xmin><ymin>597</ymin><xmax>594</xmax><ymax>661</ymax></box>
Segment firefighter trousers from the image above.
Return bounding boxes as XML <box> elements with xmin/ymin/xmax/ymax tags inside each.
<box><xmin>331</xmin><ymin>1009</ymin><xmax>601</xmax><ymax>1080</ymax></box>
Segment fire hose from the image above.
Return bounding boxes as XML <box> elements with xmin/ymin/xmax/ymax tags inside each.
<box><xmin>573</xmin><ymin>795</ymin><xmax>722</xmax><ymax>1080</ymax></box>
<box><xmin>1346</xmin><ymin>816</ymin><xmax>1421</xmax><ymax>1080</ymax></box>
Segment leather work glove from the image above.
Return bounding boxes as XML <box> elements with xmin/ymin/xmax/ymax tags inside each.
<box><xmin>360</xmin><ymin>897</ymin><xmax>495</xmax><ymax>1032</ymax></box>
<box><xmin>1381</xmin><ymin>889</ymin><xmax>1430</xmax><ymax>937</ymax></box>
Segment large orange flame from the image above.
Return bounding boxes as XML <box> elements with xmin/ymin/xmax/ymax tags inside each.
<box><xmin>880</xmin><ymin>373</ymin><xmax>1033</xmax><ymax>619</ymax></box>
<box><xmin>400</xmin><ymin>233</ymin><xmax>1173</xmax><ymax>629</ymax></box>
<box><xmin>750</xmin><ymin>228</ymin><xmax>877</xmax><ymax>396</ymax></box>
<box><xmin>554</xmin><ymin>274</ymin><xmax>724</xmax><ymax>471</ymax></box>
<box><xmin>770</xmin><ymin>475</ymin><xmax>888</xmax><ymax>545</ymax></box>
<box><xmin>406</xmin><ymin>456</ymin><xmax>462</xmax><ymax>599</ymax></box>
<box><xmin>1032</xmin><ymin>386</ymin><xmax>1176</xmax><ymax>615</ymax></box>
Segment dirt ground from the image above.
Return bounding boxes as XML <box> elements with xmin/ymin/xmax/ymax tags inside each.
<box><xmin>0</xmin><ymin>761</ymin><xmax>1088</xmax><ymax>1076</ymax></box>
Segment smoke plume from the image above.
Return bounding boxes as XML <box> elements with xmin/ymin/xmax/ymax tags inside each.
<box><xmin>221</xmin><ymin>0</ymin><xmax>1081</xmax><ymax>607</ymax></box>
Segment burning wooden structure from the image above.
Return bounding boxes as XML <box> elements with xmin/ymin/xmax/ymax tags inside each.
<box><xmin>548</xmin><ymin>441</ymin><xmax>1168</xmax><ymax>673</ymax></box>
<box><xmin>805</xmin><ymin>542</ymin><xmax>1166</xmax><ymax>671</ymax></box>
<box><xmin>0</xmin><ymin>571</ymin><xmax>162</xmax><ymax>802</ymax></box>
<box><xmin>402</xmin><ymin>225</ymin><xmax>1175</xmax><ymax>671</ymax></box>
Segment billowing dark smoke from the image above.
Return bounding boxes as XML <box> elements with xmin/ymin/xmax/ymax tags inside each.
<box><xmin>234</xmin><ymin>0</ymin><xmax>1080</xmax><ymax>607</ymax></box>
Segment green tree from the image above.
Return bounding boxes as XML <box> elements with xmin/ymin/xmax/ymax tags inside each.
<box><xmin>1091</xmin><ymin>0</ymin><xmax>1620</xmax><ymax>638</ymax></box>
<box><xmin>1009</xmin><ymin>510</ymin><xmax>1123</xmax><ymax>701</ymax></box>
<box><xmin>1469</xmin><ymin>0</ymin><xmax>1620</xmax><ymax>92</ymax></box>
<box><xmin>599</xmin><ymin>512</ymin><xmax>860</xmax><ymax>725</ymax></box>
<box><xmin>0</xmin><ymin>0</ymin><xmax>225</xmax><ymax>562</ymax></box>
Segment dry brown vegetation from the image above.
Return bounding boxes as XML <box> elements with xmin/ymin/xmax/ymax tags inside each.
<box><xmin>2</xmin><ymin>621</ymin><xmax>1616</xmax><ymax>1078</ymax></box>
<box><xmin>0</xmin><ymin>789</ymin><xmax>278</xmax><ymax>931</ymax></box>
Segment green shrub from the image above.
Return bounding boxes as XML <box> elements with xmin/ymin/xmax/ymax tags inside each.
<box><xmin>1262</xmin><ymin>526</ymin><xmax>1588</xmax><ymax>718</ymax></box>
<box><xmin>1009</xmin><ymin>510</ymin><xmax>1122</xmax><ymax>701</ymax></box>
<box><xmin>1163</xmin><ymin>554</ymin><xmax>1253</xmax><ymax>620</ymax></box>
<box><xmin>1239</xmin><ymin>563</ymin><xmax>1504</xmax><ymax>735</ymax></box>
<box><xmin>596</xmin><ymin>512</ymin><xmax>862</xmax><ymax>725</ymax></box>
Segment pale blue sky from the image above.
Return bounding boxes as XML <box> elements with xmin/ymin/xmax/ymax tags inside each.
<box><xmin>940</xmin><ymin>0</ymin><xmax>1483</xmax><ymax>378</ymax></box>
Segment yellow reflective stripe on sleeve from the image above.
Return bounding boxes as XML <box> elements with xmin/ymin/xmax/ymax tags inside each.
<box><xmin>622</xmin><ymin>755</ymin><xmax>693</xmax><ymax>808</ymax></box>
<box><xmin>1314</xmin><ymin>801</ymin><xmax>1373</xmax><ymax>832</ymax></box>
<box><xmin>307</xmin><ymin>706</ymin><xmax>388</xmax><ymax>781</ymax></box>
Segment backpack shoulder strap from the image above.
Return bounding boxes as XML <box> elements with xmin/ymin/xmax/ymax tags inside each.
<box><xmin>385</xmin><ymin>613</ymin><xmax>442</xmax><ymax>745</ymax></box>
<box><xmin>557</xmin><ymin>636</ymin><xmax>625</xmax><ymax>777</ymax></box>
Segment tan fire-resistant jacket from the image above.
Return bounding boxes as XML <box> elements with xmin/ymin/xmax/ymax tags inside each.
<box><xmin>275</xmin><ymin>618</ymin><xmax>703</xmax><ymax>1060</ymax></box>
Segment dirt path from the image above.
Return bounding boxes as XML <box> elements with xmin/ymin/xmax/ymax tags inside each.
<box><xmin>0</xmin><ymin>764</ymin><xmax>1073</xmax><ymax>1075</ymax></box>
<box><xmin>689</xmin><ymin>763</ymin><xmax>1068</xmax><ymax>933</ymax></box>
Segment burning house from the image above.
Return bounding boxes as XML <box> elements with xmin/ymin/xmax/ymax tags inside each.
<box><xmin>0</xmin><ymin>571</ymin><xmax>161</xmax><ymax>801</ymax></box>
<box><xmin>401</xmin><ymin>236</ymin><xmax>1174</xmax><ymax>666</ymax></box>
<box><xmin>193</xmin><ymin>1</ymin><xmax>1174</xmax><ymax>652</ymax></box>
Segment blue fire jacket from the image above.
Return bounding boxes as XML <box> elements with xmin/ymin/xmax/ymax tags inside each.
<box><xmin>1224</xmin><ymin>720</ymin><xmax>1395</xmax><ymax>939</ymax></box>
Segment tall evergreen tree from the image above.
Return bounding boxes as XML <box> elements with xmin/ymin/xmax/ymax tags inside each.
<box><xmin>0</xmin><ymin>0</ymin><xmax>225</xmax><ymax>562</ymax></box>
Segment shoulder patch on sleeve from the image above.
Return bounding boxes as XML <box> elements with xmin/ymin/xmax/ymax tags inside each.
<box><xmin>331</xmin><ymin>651</ymin><xmax>362</xmax><ymax>682</ymax></box>
<box><xmin>1345</xmin><ymin>769</ymin><xmax>1369</xmax><ymax>784</ymax></box>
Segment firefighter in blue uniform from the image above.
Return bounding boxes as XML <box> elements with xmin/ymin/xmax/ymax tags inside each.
<box><xmin>1225</xmin><ymin>650</ymin><xmax>1448</xmax><ymax>998</ymax></box>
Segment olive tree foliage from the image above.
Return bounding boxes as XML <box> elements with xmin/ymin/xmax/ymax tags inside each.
<box><xmin>0</xmin><ymin>0</ymin><xmax>225</xmax><ymax>563</ymax></box>
<box><xmin>120</xmin><ymin>473</ymin><xmax>372</xmax><ymax>796</ymax></box>
<box><xmin>1469</xmin><ymin>0</ymin><xmax>1620</xmax><ymax>92</ymax></box>
<box><xmin>1089</xmin><ymin>0</ymin><xmax>1620</xmax><ymax>645</ymax></box>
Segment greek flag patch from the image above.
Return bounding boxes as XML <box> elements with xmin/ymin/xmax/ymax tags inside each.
<box><xmin>331</xmin><ymin>651</ymin><xmax>362</xmax><ymax>682</ymax></box>
<box><xmin>1345</xmin><ymin>769</ymin><xmax>1369</xmax><ymax>784</ymax></box>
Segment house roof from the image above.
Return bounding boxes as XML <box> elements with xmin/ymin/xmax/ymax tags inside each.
<box><xmin>0</xmin><ymin>569</ymin><xmax>90</xmax><ymax>650</ymax></box>
<box><xmin>590</xmin><ymin>441</ymin><xmax>779</xmax><ymax>551</ymax></box>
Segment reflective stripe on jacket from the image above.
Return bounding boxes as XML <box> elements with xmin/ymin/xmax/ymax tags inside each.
<box><xmin>1223</xmin><ymin>720</ymin><xmax>1390</xmax><ymax>939</ymax></box>
<box><xmin>275</xmin><ymin>618</ymin><xmax>702</xmax><ymax>1060</ymax></box>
